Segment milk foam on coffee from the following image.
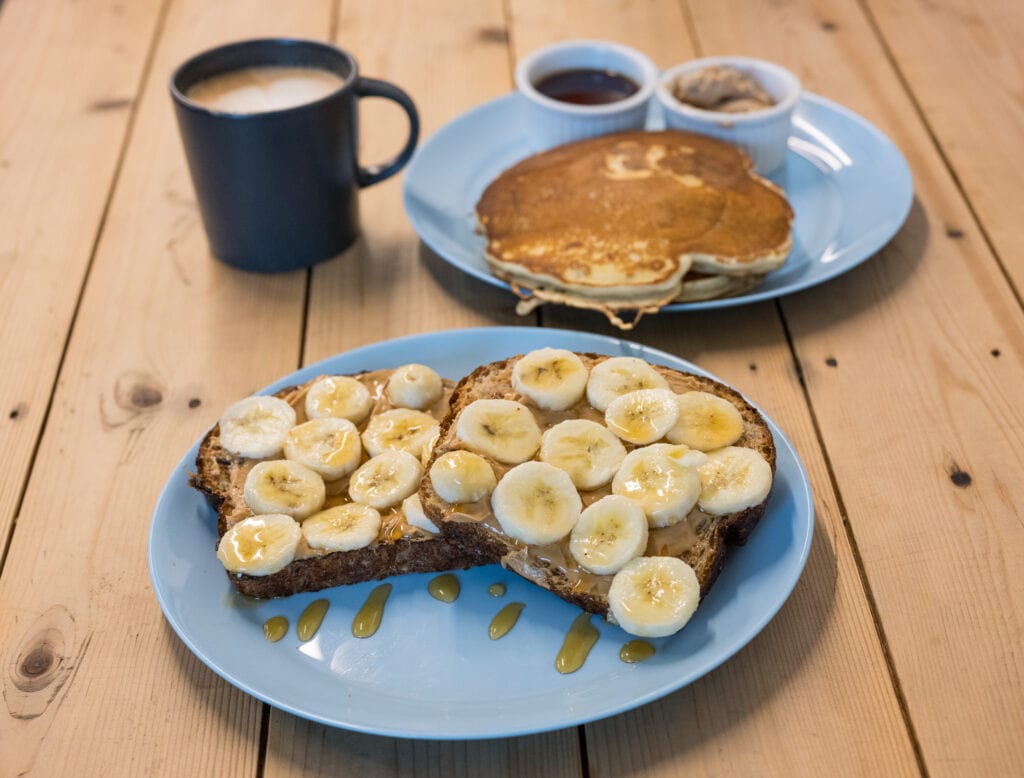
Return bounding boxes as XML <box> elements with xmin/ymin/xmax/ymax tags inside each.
<box><xmin>186</xmin><ymin>65</ymin><xmax>345</xmax><ymax>114</ymax></box>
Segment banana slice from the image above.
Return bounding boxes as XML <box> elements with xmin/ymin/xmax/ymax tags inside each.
<box><xmin>243</xmin><ymin>460</ymin><xmax>326</xmax><ymax>520</ymax></box>
<box><xmin>283</xmin><ymin>417</ymin><xmax>362</xmax><ymax>480</ymax></box>
<box><xmin>666</xmin><ymin>391</ymin><xmax>745</xmax><ymax>451</ymax></box>
<box><xmin>455</xmin><ymin>399</ymin><xmax>542</xmax><ymax>465</ymax></box>
<box><xmin>511</xmin><ymin>348</ymin><xmax>589</xmax><ymax>410</ymax></box>
<box><xmin>401</xmin><ymin>493</ymin><xmax>440</xmax><ymax>534</ymax></box>
<box><xmin>539</xmin><ymin>419</ymin><xmax>627</xmax><ymax>490</ymax></box>
<box><xmin>490</xmin><ymin>461</ymin><xmax>582</xmax><ymax>545</ymax></box>
<box><xmin>698</xmin><ymin>446</ymin><xmax>773</xmax><ymax>515</ymax></box>
<box><xmin>302</xmin><ymin>503</ymin><xmax>382</xmax><ymax>552</ymax></box>
<box><xmin>586</xmin><ymin>357</ymin><xmax>669</xmax><ymax>412</ymax></box>
<box><xmin>305</xmin><ymin>375</ymin><xmax>375</xmax><ymax>423</ymax></box>
<box><xmin>607</xmin><ymin>556</ymin><xmax>701</xmax><ymax>637</ymax></box>
<box><xmin>568</xmin><ymin>495</ymin><xmax>649</xmax><ymax>575</ymax></box>
<box><xmin>605</xmin><ymin>388</ymin><xmax>680</xmax><ymax>445</ymax></box>
<box><xmin>361</xmin><ymin>408</ymin><xmax>440</xmax><ymax>459</ymax></box>
<box><xmin>420</xmin><ymin>430</ymin><xmax>440</xmax><ymax>468</ymax></box>
<box><xmin>387</xmin><ymin>364</ymin><xmax>444</xmax><ymax>410</ymax></box>
<box><xmin>217</xmin><ymin>513</ymin><xmax>302</xmax><ymax>576</ymax></box>
<box><xmin>429</xmin><ymin>450</ymin><xmax>497</xmax><ymax>503</ymax></box>
<box><xmin>218</xmin><ymin>395</ymin><xmax>297</xmax><ymax>459</ymax></box>
<box><xmin>611</xmin><ymin>444</ymin><xmax>705</xmax><ymax>528</ymax></box>
<box><xmin>348</xmin><ymin>449</ymin><xmax>424</xmax><ymax>510</ymax></box>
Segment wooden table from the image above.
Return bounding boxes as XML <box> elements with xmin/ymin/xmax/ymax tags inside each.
<box><xmin>2</xmin><ymin>1</ymin><xmax>1022</xmax><ymax>775</ymax></box>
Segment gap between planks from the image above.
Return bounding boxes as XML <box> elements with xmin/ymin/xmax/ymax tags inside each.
<box><xmin>853</xmin><ymin>0</ymin><xmax>1023</xmax><ymax>315</ymax></box>
<box><xmin>0</xmin><ymin>0</ymin><xmax>175</xmax><ymax>579</ymax></box>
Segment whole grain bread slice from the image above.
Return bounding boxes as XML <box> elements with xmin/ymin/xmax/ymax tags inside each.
<box><xmin>418</xmin><ymin>353</ymin><xmax>776</xmax><ymax>618</ymax></box>
<box><xmin>190</xmin><ymin>372</ymin><xmax>494</xmax><ymax>599</ymax></box>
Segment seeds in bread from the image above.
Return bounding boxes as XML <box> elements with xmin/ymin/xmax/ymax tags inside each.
<box><xmin>418</xmin><ymin>351</ymin><xmax>776</xmax><ymax>636</ymax></box>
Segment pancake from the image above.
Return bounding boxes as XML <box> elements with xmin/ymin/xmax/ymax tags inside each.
<box><xmin>475</xmin><ymin>130</ymin><xmax>793</xmax><ymax>328</ymax></box>
<box><xmin>676</xmin><ymin>271</ymin><xmax>766</xmax><ymax>302</ymax></box>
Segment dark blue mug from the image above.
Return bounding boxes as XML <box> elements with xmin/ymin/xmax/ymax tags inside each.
<box><xmin>171</xmin><ymin>38</ymin><xmax>419</xmax><ymax>272</ymax></box>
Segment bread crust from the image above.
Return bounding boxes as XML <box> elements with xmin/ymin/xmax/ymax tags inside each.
<box><xmin>418</xmin><ymin>353</ymin><xmax>776</xmax><ymax>618</ymax></box>
<box><xmin>189</xmin><ymin>375</ymin><xmax>492</xmax><ymax>599</ymax></box>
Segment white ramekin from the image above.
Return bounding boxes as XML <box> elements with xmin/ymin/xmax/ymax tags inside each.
<box><xmin>656</xmin><ymin>56</ymin><xmax>801</xmax><ymax>174</ymax></box>
<box><xmin>515</xmin><ymin>40</ymin><xmax>659</xmax><ymax>150</ymax></box>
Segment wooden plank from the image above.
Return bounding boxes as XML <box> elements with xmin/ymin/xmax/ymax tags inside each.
<box><xmin>268</xmin><ymin>2</ymin><xmax>578</xmax><ymax>773</ymax></box>
<box><xmin>687</xmin><ymin>0</ymin><xmax>1024</xmax><ymax>774</ymax></box>
<box><xmin>0</xmin><ymin>0</ymin><xmax>165</xmax><ymax>559</ymax></box>
<box><xmin>507</xmin><ymin>1</ymin><xmax>921</xmax><ymax>774</ymax></box>
<box><xmin>302</xmin><ymin>0</ymin><xmax>526</xmax><ymax>366</ymax></box>
<box><xmin>865</xmin><ymin>0</ymin><xmax>1024</xmax><ymax>295</ymax></box>
<box><xmin>0</xmin><ymin>1</ymin><xmax>331</xmax><ymax>775</ymax></box>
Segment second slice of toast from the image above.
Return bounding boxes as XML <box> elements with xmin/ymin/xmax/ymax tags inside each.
<box><xmin>419</xmin><ymin>352</ymin><xmax>776</xmax><ymax>624</ymax></box>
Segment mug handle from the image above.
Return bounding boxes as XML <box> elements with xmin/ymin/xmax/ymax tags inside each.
<box><xmin>354</xmin><ymin>77</ymin><xmax>420</xmax><ymax>188</ymax></box>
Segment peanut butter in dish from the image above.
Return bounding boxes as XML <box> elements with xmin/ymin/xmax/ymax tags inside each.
<box><xmin>671</xmin><ymin>65</ymin><xmax>774</xmax><ymax>113</ymax></box>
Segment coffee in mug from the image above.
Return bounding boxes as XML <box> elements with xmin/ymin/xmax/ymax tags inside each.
<box><xmin>186</xmin><ymin>65</ymin><xmax>346</xmax><ymax>114</ymax></box>
<box><xmin>171</xmin><ymin>39</ymin><xmax>419</xmax><ymax>273</ymax></box>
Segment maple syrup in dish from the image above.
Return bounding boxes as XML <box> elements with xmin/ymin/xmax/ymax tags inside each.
<box><xmin>534</xmin><ymin>68</ymin><xmax>640</xmax><ymax>105</ymax></box>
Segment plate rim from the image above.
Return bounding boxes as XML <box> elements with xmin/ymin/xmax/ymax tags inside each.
<box><xmin>402</xmin><ymin>91</ymin><xmax>914</xmax><ymax>312</ymax></box>
<box><xmin>148</xmin><ymin>326</ymin><xmax>815</xmax><ymax>739</ymax></box>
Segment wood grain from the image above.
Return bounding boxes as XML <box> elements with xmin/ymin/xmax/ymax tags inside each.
<box><xmin>268</xmin><ymin>1</ymin><xmax>579</xmax><ymax>773</ymax></box>
<box><xmin>865</xmin><ymin>0</ymin><xmax>1024</xmax><ymax>294</ymax></box>
<box><xmin>0</xmin><ymin>1</ymin><xmax>331</xmax><ymax>775</ymax></box>
<box><xmin>301</xmin><ymin>0</ymin><xmax>528</xmax><ymax>367</ymax></box>
<box><xmin>688</xmin><ymin>0</ymin><xmax>1024</xmax><ymax>774</ymax></box>
<box><xmin>508</xmin><ymin>0</ymin><xmax>920</xmax><ymax>774</ymax></box>
<box><xmin>0</xmin><ymin>0</ymin><xmax>165</xmax><ymax>562</ymax></box>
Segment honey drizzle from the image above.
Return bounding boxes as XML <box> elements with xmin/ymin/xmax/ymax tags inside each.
<box><xmin>619</xmin><ymin>639</ymin><xmax>656</xmax><ymax>663</ymax></box>
<box><xmin>262</xmin><ymin>615</ymin><xmax>288</xmax><ymax>642</ymax></box>
<box><xmin>488</xmin><ymin>602</ymin><xmax>525</xmax><ymax>640</ymax></box>
<box><xmin>297</xmin><ymin>599</ymin><xmax>329</xmax><ymax>642</ymax></box>
<box><xmin>428</xmin><ymin>573</ymin><xmax>460</xmax><ymax>603</ymax></box>
<box><xmin>352</xmin><ymin>583</ymin><xmax>392</xmax><ymax>638</ymax></box>
<box><xmin>555</xmin><ymin>613</ymin><xmax>600</xmax><ymax>674</ymax></box>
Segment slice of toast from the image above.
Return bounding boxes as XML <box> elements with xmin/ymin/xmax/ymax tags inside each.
<box><xmin>190</xmin><ymin>371</ymin><xmax>494</xmax><ymax>598</ymax></box>
<box><xmin>419</xmin><ymin>353</ymin><xmax>775</xmax><ymax>620</ymax></box>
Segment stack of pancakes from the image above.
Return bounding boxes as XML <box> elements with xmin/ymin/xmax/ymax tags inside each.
<box><xmin>475</xmin><ymin>130</ymin><xmax>793</xmax><ymax>329</ymax></box>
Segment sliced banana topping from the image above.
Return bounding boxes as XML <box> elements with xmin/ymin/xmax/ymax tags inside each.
<box><xmin>305</xmin><ymin>375</ymin><xmax>374</xmax><ymax>424</ymax></box>
<box><xmin>302</xmin><ymin>503</ymin><xmax>382</xmax><ymax>552</ymax></box>
<box><xmin>569</xmin><ymin>495</ymin><xmax>649</xmax><ymax>575</ymax></box>
<box><xmin>456</xmin><ymin>398</ymin><xmax>542</xmax><ymax>465</ymax></box>
<box><xmin>243</xmin><ymin>459</ymin><xmax>326</xmax><ymax>520</ymax></box>
<box><xmin>219</xmin><ymin>395</ymin><xmax>297</xmax><ymax>459</ymax></box>
<box><xmin>698</xmin><ymin>445</ymin><xmax>773</xmax><ymax>515</ymax></box>
<box><xmin>217</xmin><ymin>513</ymin><xmax>302</xmax><ymax>576</ymax></box>
<box><xmin>429</xmin><ymin>450</ymin><xmax>497</xmax><ymax>504</ymax></box>
<box><xmin>539</xmin><ymin>418</ymin><xmax>626</xmax><ymax>490</ymax></box>
<box><xmin>607</xmin><ymin>556</ymin><xmax>701</xmax><ymax>637</ymax></box>
<box><xmin>666</xmin><ymin>391</ymin><xmax>745</xmax><ymax>451</ymax></box>
<box><xmin>491</xmin><ymin>461</ymin><xmax>582</xmax><ymax>545</ymax></box>
<box><xmin>387</xmin><ymin>363</ymin><xmax>444</xmax><ymax>410</ymax></box>
<box><xmin>348</xmin><ymin>449</ymin><xmax>424</xmax><ymax>510</ymax></box>
<box><xmin>401</xmin><ymin>493</ymin><xmax>439</xmax><ymax>534</ymax></box>
<box><xmin>512</xmin><ymin>348</ymin><xmax>589</xmax><ymax>410</ymax></box>
<box><xmin>611</xmin><ymin>444</ymin><xmax>705</xmax><ymax>528</ymax></box>
<box><xmin>605</xmin><ymin>388</ymin><xmax>680</xmax><ymax>445</ymax></box>
<box><xmin>362</xmin><ymin>408</ymin><xmax>440</xmax><ymax>459</ymax></box>
<box><xmin>586</xmin><ymin>356</ymin><xmax>669</xmax><ymax>412</ymax></box>
<box><xmin>283</xmin><ymin>417</ymin><xmax>362</xmax><ymax>480</ymax></box>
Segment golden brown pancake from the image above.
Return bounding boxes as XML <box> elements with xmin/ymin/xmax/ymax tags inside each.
<box><xmin>475</xmin><ymin>130</ymin><xmax>793</xmax><ymax>328</ymax></box>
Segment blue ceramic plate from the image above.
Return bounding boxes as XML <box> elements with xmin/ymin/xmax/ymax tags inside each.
<box><xmin>403</xmin><ymin>93</ymin><xmax>913</xmax><ymax>311</ymax></box>
<box><xmin>149</xmin><ymin>328</ymin><xmax>813</xmax><ymax>739</ymax></box>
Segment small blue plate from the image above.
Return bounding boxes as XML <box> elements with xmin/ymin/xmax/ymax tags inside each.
<box><xmin>149</xmin><ymin>328</ymin><xmax>814</xmax><ymax>739</ymax></box>
<box><xmin>403</xmin><ymin>93</ymin><xmax>913</xmax><ymax>310</ymax></box>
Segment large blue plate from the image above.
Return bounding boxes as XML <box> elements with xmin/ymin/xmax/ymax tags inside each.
<box><xmin>149</xmin><ymin>328</ymin><xmax>813</xmax><ymax>739</ymax></box>
<box><xmin>403</xmin><ymin>93</ymin><xmax>913</xmax><ymax>311</ymax></box>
